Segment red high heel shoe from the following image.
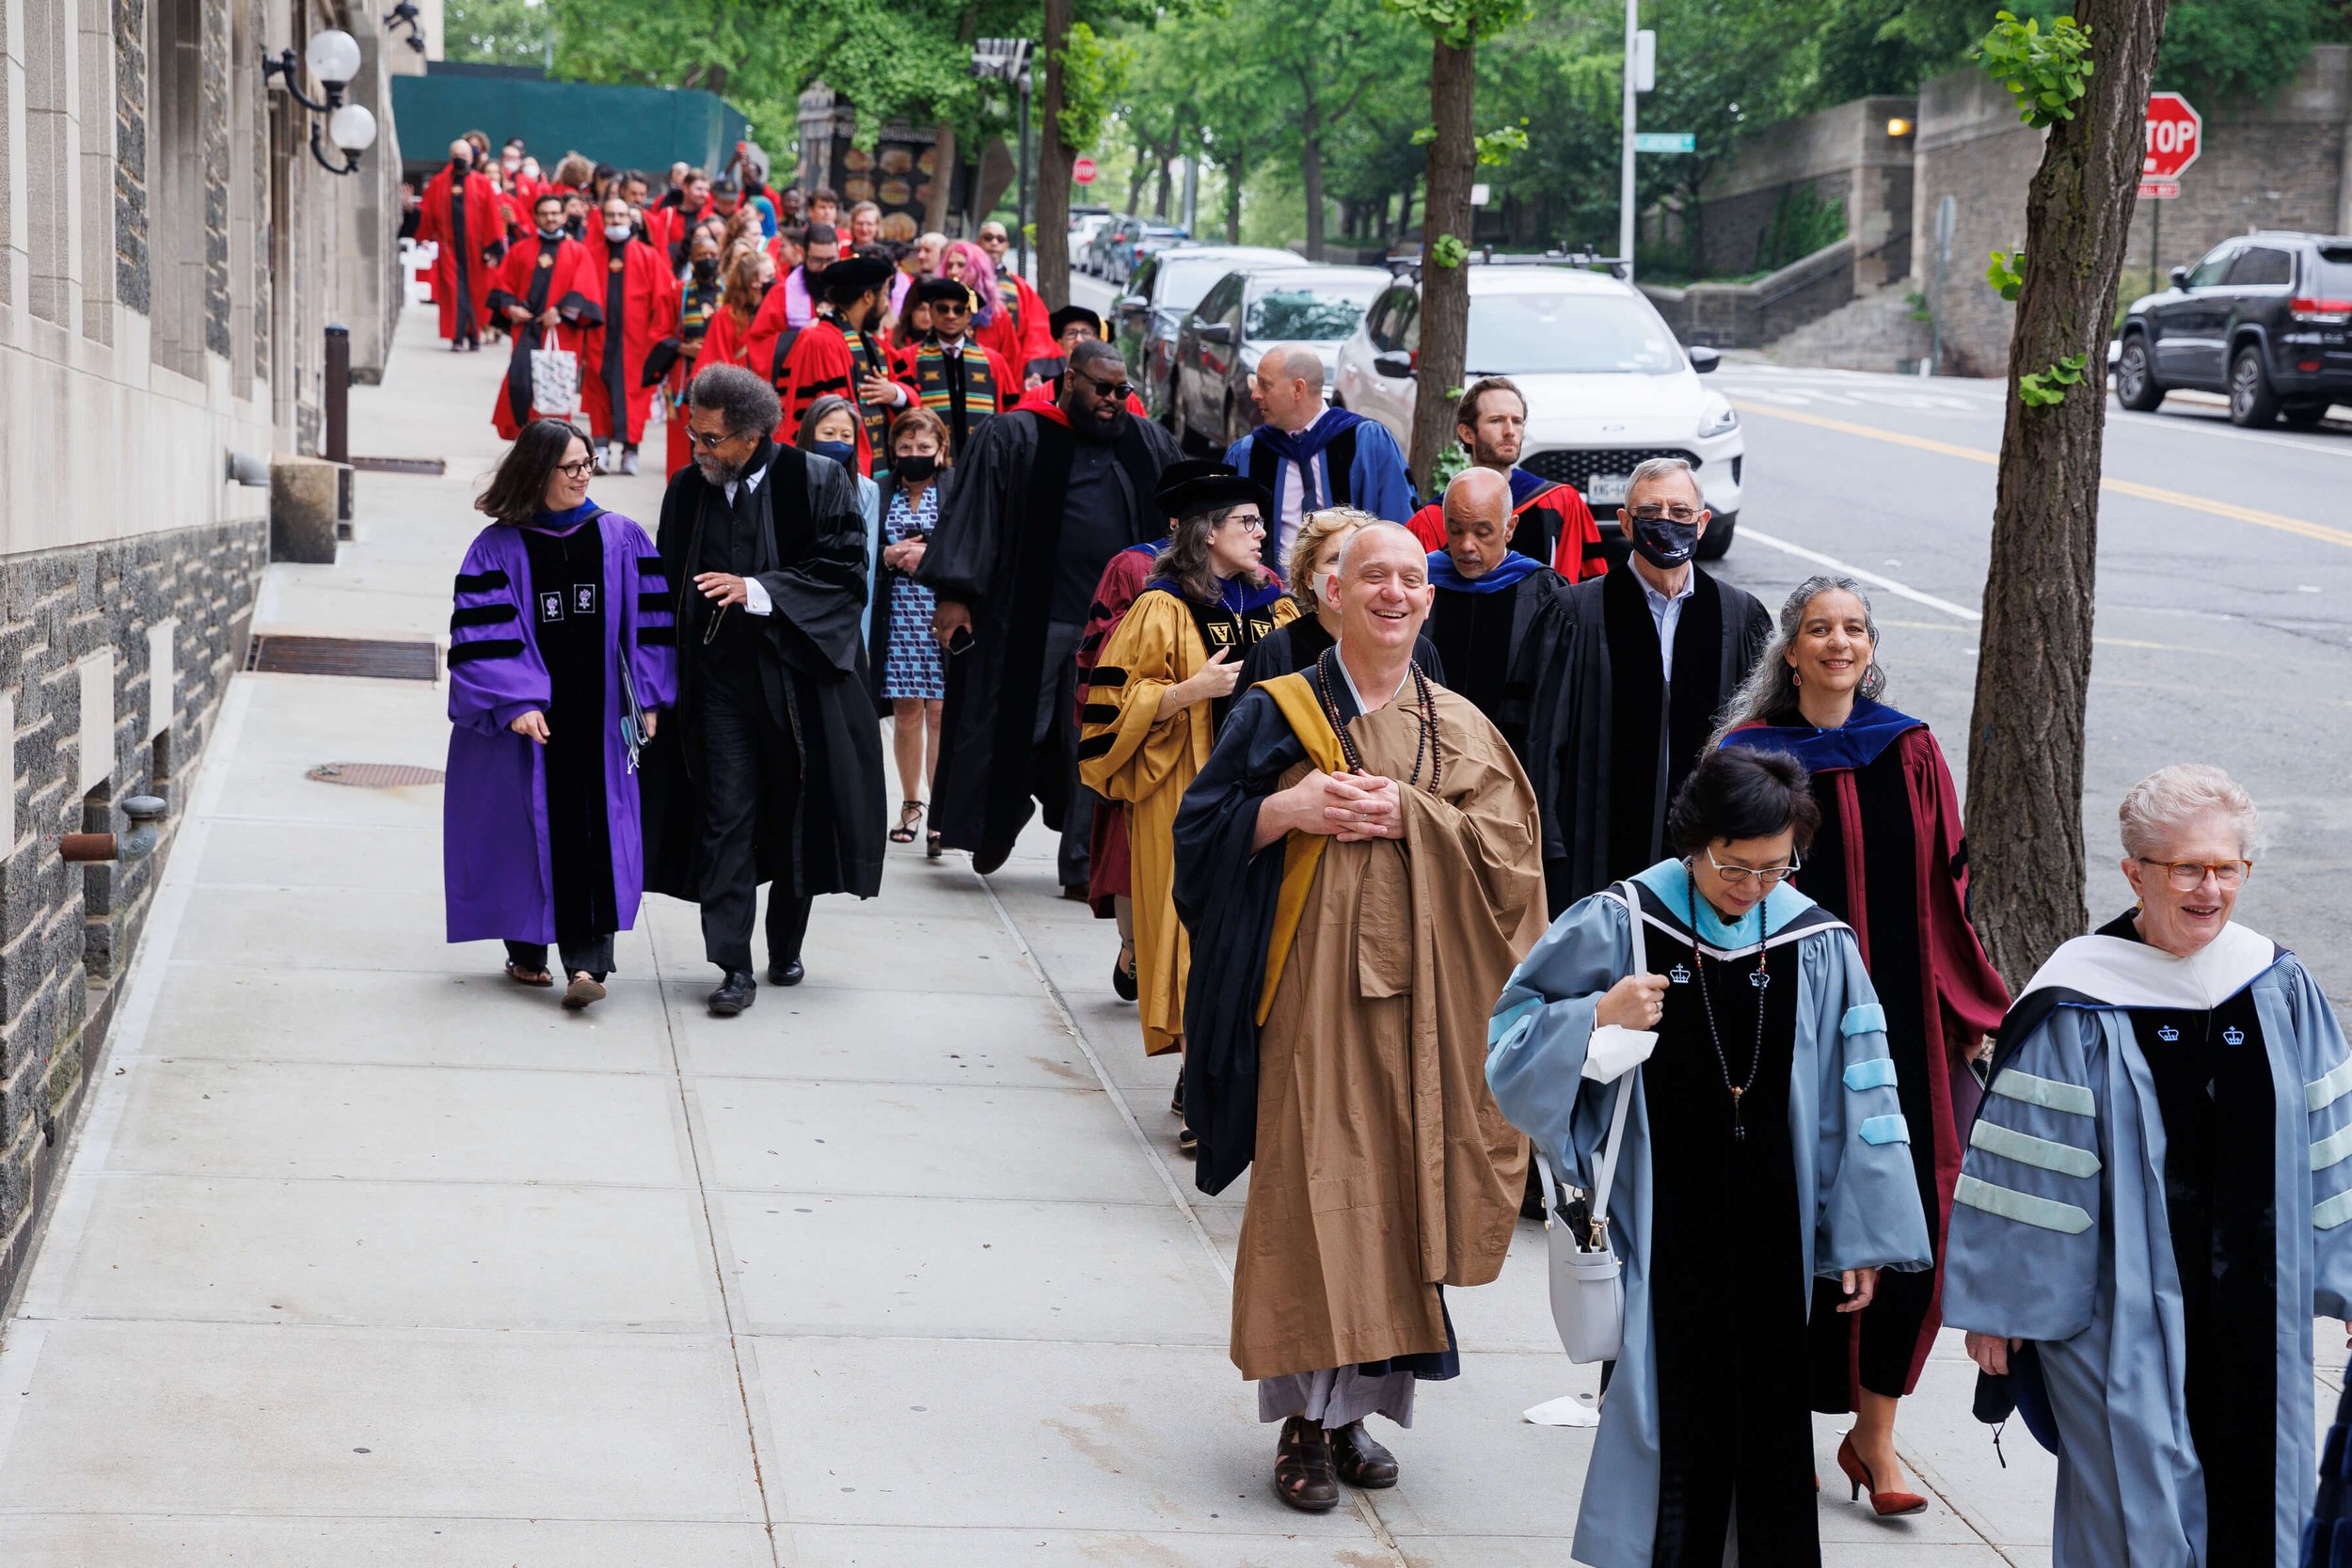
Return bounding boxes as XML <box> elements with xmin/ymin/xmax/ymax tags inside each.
<box><xmin>1836</xmin><ymin>1433</ymin><xmax>1928</xmax><ymax>1517</ymax></box>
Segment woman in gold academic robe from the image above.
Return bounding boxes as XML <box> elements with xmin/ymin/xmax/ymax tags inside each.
<box><xmin>1080</xmin><ymin>471</ymin><xmax>1296</xmax><ymax>1114</ymax></box>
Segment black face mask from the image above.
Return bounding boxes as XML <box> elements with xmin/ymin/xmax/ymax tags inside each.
<box><xmin>1628</xmin><ymin>513</ymin><xmax>1700</xmax><ymax>570</ymax></box>
<box><xmin>894</xmin><ymin>453</ymin><xmax>939</xmax><ymax>482</ymax></box>
<box><xmin>692</xmin><ymin>258</ymin><xmax>719</xmax><ymax>281</ymax></box>
<box><xmin>564</xmin><ymin>214</ymin><xmax>585</xmax><ymax>238</ymax></box>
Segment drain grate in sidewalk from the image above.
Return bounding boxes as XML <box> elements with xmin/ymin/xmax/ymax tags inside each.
<box><xmin>248</xmin><ymin>636</ymin><xmax>440</xmax><ymax>681</ymax></box>
<box><xmin>307</xmin><ymin>763</ymin><xmax>446</xmax><ymax>788</ymax></box>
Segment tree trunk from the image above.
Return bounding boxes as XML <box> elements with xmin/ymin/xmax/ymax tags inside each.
<box><xmin>1224</xmin><ymin>140</ymin><xmax>1248</xmax><ymax>243</ymax></box>
<box><xmin>1036</xmin><ymin>0</ymin><xmax>1073</xmax><ymax>309</ymax></box>
<box><xmin>1127</xmin><ymin>142</ymin><xmax>1151</xmax><ymax>214</ymax></box>
<box><xmin>1965</xmin><ymin>0</ymin><xmax>2169</xmax><ymax>984</ymax></box>
<box><xmin>1153</xmin><ymin>135</ymin><xmax>1175</xmax><ymax>219</ymax></box>
<box><xmin>1300</xmin><ymin>82</ymin><xmax>1326</xmax><ymax>261</ymax></box>
<box><xmin>1406</xmin><ymin>34</ymin><xmax>1476</xmax><ymax>488</ymax></box>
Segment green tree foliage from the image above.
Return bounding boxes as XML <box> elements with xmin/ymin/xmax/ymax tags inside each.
<box><xmin>442</xmin><ymin>0</ymin><xmax>553</xmax><ymax>66</ymax></box>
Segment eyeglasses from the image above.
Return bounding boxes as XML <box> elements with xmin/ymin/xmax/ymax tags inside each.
<box><xmin>2138</xmin><ymin>857</ymin><xmax>2252</xmax><ymax>892</ymax></box>
<box><xmin>1628</xmin><ymin>504</ymin><xmax>1703</xmax><ymax>523</ymax></box>
<box><xmin>1224</xmin><ymin>513</ymin><xmax>1267</xmax><ymax>534</ymax></box>
<box><xmin>1073</xmin><ymin>370</ymin><xmax>1131</xmax><ymax>401</ymax></box>
<box><xmin>687</xmin><ymin>426</ymin><xmax>745</xmax><ymax>451</ymax></box>
<box><xmin>1703</xmin><ymin>845</ymin><xmax>1802</xmax><ymax>886</ymax></box>
<box><xmin>553</xmin><ymin>459</ymin><xmax>595</xmax><ymax>479</ymax></box>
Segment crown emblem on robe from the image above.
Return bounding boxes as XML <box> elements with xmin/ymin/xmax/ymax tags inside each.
<box><xmin>2222</xmin><ymin>1026</ymin><xmax>2246</xmax><ymax>1046</ymax></box>
<box><xmin>1668</xmin><ymin>963</ymin><xmax>1692</xmax><ymax>984</ymax></box>
<box><xmin>1749</xmin><ymin>970</ymin><xmax>1771</xmax><ymax>990</ymax></box>
<box><xmin>2156</xmin><ymin>1025</ymin><xmax>2180</xmax><ymax>1041</ymax></box>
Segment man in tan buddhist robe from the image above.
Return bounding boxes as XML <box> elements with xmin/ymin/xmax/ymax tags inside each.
<box><xmin>1171</xmin><ymin>520</ymin><xmax>1542</xmax><ymax>1513</ymax></box>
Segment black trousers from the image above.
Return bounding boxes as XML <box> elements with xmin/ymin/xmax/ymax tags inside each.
<box><xmin>695</xmin><ymin>657</ymin><xmax>815</xmax><ymax>974</ymax></box>
<box><xmin>1036</xmin><ymin>618</ymin><xmax>1092</xmax><ymax>889</ymax></box>
<box><xmin>504</xmin><ymin>934</ymin><xmax>614</xmax><ymax>980</ymax></box>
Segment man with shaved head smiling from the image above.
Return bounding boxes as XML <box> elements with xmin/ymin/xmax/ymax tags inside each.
<box><xmin>1173</xmin><ymin>518</ymin><xmax>1540</xmax><ymax>1512</ymax></box>
<box><xmin>1225</xmin><ymin>344</ymin><xmax>1417</xmax><ymax>562</ymax></box>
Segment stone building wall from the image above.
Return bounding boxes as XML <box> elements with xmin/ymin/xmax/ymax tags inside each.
<box><xmin>0</xmin><ymin>0</ymin><xmax>402</xmax><ymax>1310</ymax></box>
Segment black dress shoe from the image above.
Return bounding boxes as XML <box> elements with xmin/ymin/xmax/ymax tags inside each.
<box><xmin>767</xmin><ymin>958</ymin><xmax>805</xmax><ymax>987</ymax></box>
<box><xmin>708</xmin><ymin>970</ymin><xmax>756</xmax><ymax>1016</ymax></box>
<box><xmin>1329</xmin><ymin>1420</ymin><xmax>1399</xmax><ymax>1488</ymax></box>
<box><xmin>1112</xmin><ymin>948</ymin><xmax>1138</xmax><ymax>1002</ymax></box>
<box><xmin>1061</xmin><ymin>883</ymin><xmax>1091</xmax><ymax>902</ymax></box>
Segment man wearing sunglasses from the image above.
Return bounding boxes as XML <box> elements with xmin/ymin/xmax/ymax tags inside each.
<box><xmin>1534</xmin><ymin>454</ymin><xmax>1772</xmax><ymax>917</ymax></box>
<box><xmin>918</xmin><ymin>338</ymin><xmax>1182</xmax><ymax>887</ymax></box>
<box><xmin>901</xmin><ymin>277</ymin><xmax>1013</xmax><ymax>459</ymax></box>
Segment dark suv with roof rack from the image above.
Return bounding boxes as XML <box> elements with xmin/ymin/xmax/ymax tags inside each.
<box><xmin>2115</xmin><ymin>230</ymin><xmax>2352</xmax><ymax>427</ymax></box>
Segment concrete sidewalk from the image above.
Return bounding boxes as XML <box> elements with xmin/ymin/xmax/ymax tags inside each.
<box><xmin>0</xmin><ymin>302</ymin><xmax>2274</xmax><ymax>1565</ymax></box>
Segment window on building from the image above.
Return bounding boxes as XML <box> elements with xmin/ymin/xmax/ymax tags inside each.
<box><xmin>148</xmin><ymin>0</ymin><xmax>205</xmax><ymax>377</ymax></box>
<box><xmin>24</xmin><ymin>0</ymin><xmax>70</xmax><ymax>325</ymax></box>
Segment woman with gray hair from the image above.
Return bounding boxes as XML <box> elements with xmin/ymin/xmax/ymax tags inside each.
<box><xmin>1945</xmin><ymin>764</ymin><xmax>2352</xmax><ymax>1567</ymax></box>
<box><xmin>1715</xmin><ymin>574</ymin><xmax>2009</xmax><ymax>1513</ymax></box>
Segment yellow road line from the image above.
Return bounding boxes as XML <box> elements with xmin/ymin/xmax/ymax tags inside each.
<box><xmin>1731</xmin><ymin>400</ymin><xmax>2352</xmax><ymax>551</ymax></box>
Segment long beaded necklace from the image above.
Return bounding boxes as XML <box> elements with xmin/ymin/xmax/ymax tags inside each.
<box><xmin>1311</xmin><ymin>647</ymin><xmax>1442</xmax><ymax>794</ymax></box>
<box><xmin>1685</xmin><ymin>864</ymin><xmax>1768</xmax><ymax>1142</ymax></box>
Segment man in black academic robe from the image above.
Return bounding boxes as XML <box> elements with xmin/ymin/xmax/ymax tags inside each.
<box><xmin>1422</xmin><ymin>466</ymin><xmax>1570</xmax><ymax>783</ymax></box>
<box><xmin>919</xmin><ymin>338</ymin><xmax>1182</xmax><ymax>886</ymax></box>
<box><xmin>640</xmin><ymin>363</ymin><xmax>886</xmax><ymax>1015</ymax></box>
<box><xmin>1531</xmin><ymin>456</ymin><xmax>1771</xmax><ymax>917</ymax></box>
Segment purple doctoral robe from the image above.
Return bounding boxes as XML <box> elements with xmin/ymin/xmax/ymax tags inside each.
<box><xmin>443</xmin><ymin>506</ymin><xmax>677</xmax><ymax>944</ymax></box>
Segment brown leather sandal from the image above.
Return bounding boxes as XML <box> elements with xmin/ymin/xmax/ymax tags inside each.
<box><xmin>1274</xmin><ymin>1416</ymin><xmax>1341</xmax><ymax>1513</ymax></box>
<box><xmin>1330</xmin><ymin>1420</ymin><xmax>1399</xmax><ymax>1488</ymax></box>
<box><xmin>504</xmin><ymin>961</ymin><xmax>553</xmax><ymax>987</ymax></box>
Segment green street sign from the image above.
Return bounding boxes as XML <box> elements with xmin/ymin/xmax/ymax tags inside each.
<box><xmin>1633</xmin><ymin>132</ymin><xmax>1696</xmax><ymax>153</ymax></box>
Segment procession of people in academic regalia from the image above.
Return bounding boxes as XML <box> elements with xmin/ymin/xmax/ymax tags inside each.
<box><xmin>429</xmin><ymin>144</ymin><xmax>2352</xmax><ymax>1561</ymax></box>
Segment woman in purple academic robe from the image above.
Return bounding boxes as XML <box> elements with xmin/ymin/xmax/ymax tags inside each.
<box><xmin>445</xmin><ymin>420</ymin><xmax>677</xmax><ymax>1008</ymax></box>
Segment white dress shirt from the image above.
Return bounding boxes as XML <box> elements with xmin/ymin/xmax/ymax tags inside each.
<box><xmin>1640</xmin><ymin>567</ymin><xmax>1695</xmax><ymax>680</ymax></box>
<box><xmin>723</xmin><ymin>461</ymin><xmax>775</xmax><ymax>616</ymax></box>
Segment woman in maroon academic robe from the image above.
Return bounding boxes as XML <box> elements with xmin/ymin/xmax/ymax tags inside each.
<box><xmin>581</xmin><ymin>195</ymin><xmax>680</xmax><ymax>476</ymax></box>
<box><xmin>417</xmin><ymin>140</ymin><xmax>502</xmax><ymax>350</ymax></box>
<box><xmin>444</xmin><ymin>421</ymin><xmax>676</xmax><ymax>1009</ymax></box>
<box><xmin>485</xmin><ymin>192</ymin><xmax>602</xmax><ymax>440</ymax></box>
<box><xmin>1713</xmin><ymin>574</ymin><xmax>2009</xmax><ymax>1518</ymax></box>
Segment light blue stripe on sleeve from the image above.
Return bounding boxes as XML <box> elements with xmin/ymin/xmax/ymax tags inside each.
<box><xmin>1971</xmin><ymin>1118</ymin><xmax>2101</xmax><ymax>1178</ymax></box>
<box><xmin>2308</xmin><ymin>1056</ymin><xmax>2352</xmax><ymax>1114</ymax></box>
<box><xmin>1859</xmin><ymin>1115</ymin><xmax>1909</xmax><ymax>1146</ymax></box>
<box><xmin>2318</xmin><ymin>1190</ymin><xmax>2352</xmax><ymax>1230</ymax></box>
<box><xmin>1843</xmin><ymin>1057</ymin><xmax>1898</xmax><ymax>1093</ymax></box>
<box><xmin>1990</xmin><ymin>1069</ymin><xmax>2097</xmax><ymax>1118</ymax></box>
<box><xmin>2314</xmin><ymin>1125</ymin><xmax>2352</xmax><ymax>1174</ymax></box>
<box><xmin>1489</xmin><ymin>995</ymin><xmax>1541</xmax><ymax>1049</ymax></box>
<box><xmin>1840</xmin><ymin>1003</ymin><xmax>1887</xmax><ymax>1037</ymax></box>
<box><xmin>1955</xmin><ymin>1174</ymin><xmax>2093</xmax><ymax>1234</ymax></box>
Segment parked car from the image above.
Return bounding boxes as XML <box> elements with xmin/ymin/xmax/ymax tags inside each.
<box><xmin>1121</xmin><ymin>224</ymin><xmax>1192</xmax><ymax>284</ymax></box>
<box><xmin>2115</xmin><ymin>230</ymin><xmax>2352</xmax><ymax>427</ymax></box>
<box><xmin>1111</xmin><ymin>245</ymin><xmax>1308</xmax><ymax>418</ymax></box>
<box><xmin>1332</xmin><ymin>261</ymin><xmax>1743</xmax><ymax>557</ymax></box>
<box><xmin>1068</xmin><ymin>212</ymin><xmax>1113</xmax><ymax>272</ymax></box>
<box><xmin>1169</xmin><ymin>264</ymin><xmax>1389</xmax><ymax>452</ymax></box>
<box><xmin>1088</xmin><ymin>216</ymin><xmax>1141</xmax><ymax>278</ymax></box>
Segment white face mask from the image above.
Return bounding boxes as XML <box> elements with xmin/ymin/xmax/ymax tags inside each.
<box><xmin>604</xmin><ymin>222</ymin><xmax>633</xmax><ymax>243</ymax></box>
<box><xmin>502</xmin><ymin>155</ymin><xmax>520</xmax><ymax>172</ymax></box>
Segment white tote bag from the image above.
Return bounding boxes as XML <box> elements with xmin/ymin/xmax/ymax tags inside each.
<box><xmin>529</xmin><ymin>325</ymin><xmax>581</xmax><ymax>419</ymax></box>
<box><xmin>1535</xmin><ymin>879</ymin><xmax>1647</xmax><ymax>1365</ymax></box>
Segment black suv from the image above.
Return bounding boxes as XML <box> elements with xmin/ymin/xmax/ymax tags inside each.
<box><xmin>2116</xmin><ymin>230</ymin><xmax>2352</xmax><ymax>427</ymax></box>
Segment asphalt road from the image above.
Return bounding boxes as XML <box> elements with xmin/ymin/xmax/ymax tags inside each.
<box><xmin>1068</xmin><ymin>265</ymin><xmax>2352</xmax><ymax>990</ymax></box>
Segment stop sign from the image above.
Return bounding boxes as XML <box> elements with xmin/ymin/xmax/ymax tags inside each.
<box><xmin>2143</xmin><ymin>91</ymin><xmax>2201</xmax><ymax>181</ymax></box>
<box><xmin>1073</xmin><ymin>155</ymin><xmax>1099</xmax><ymax>185</ymax></box>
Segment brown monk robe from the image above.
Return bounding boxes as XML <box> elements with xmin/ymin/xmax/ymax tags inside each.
<box><xmin>1172</xmin><ymin>521</ymin><xmax>1541</xmax><ymax>1513</ymax></box>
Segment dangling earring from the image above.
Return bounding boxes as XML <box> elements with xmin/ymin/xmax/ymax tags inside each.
<box><xmin>1790</xmin><ymin>670</ymin><xmax>1802</xmax><ymax>688</ymax></box>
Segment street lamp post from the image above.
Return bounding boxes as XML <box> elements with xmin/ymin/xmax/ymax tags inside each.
<box><xmin>261</xmin><ymin>28</ymin><xmax>378</xmax><ymax>176</ymax></box>
<box><xmin>970</xmin><ymin>38</ymin><xmax>1037</xmax><ymax>267</ymax></box>
<box><xmin>1618</xmin><ymin>0</ymin><xmax>1637</xmax><ymax>282</ymax></box>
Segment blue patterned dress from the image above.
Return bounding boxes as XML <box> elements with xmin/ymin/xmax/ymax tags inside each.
<box><xmin>880</xmin><ymin>483</ymin><xmax>946</xmax><ymax>701</ymax></box>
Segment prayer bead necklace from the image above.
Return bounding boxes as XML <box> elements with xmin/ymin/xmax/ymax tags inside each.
<box><xmin>1311</xmin><ymin>648</ymin><xmax>1442</xmax><ymax>795</ymax></box>
<box><xmin>1685</xmin><ymin>870</ymin><xmax>1768</xmax><ymax>1141</ymax></box>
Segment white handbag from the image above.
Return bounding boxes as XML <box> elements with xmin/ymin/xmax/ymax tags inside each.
<box><xmin>1535</xmin><ymin>879</ymin><xmax>1646</xmax><ymax>1365</ymax></box>
<box><xmin>530</xmin><ymin>325</ymin><xmax>581</xmax><ymax>419</ymax></box>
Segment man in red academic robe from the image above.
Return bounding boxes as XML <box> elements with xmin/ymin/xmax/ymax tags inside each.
<box><xmin>974</xmin><ymin>220</ymin><xmax>1063</xmax><ymax>381</ymax></box>
<box><xmin>771</xmin><ymin>253</ymin><xmax>915</xmax><ymax>474</ymax></box>
<box><xmin>746</xmin><ymin>226</ymin><xmax>839</xmax><ymax>366</ymax></box>
<box><xmin>416</xmin><ymin>140</ymin><xmax>503</xmax><ymax>351</ymax></box>
<box><xmin>1406</xmin><ymin>375</ymin><xmax>1606</xmax><ymax>581</ymax></box>
<box><xmin>581</xmin><ymin>195</ymin><xmax>682</xmax><ymax>475</ymax></box>
<box><xmin>485</xmin><ymin>191</ymin><xmax>603</xmax><ymax>439</ymax></box>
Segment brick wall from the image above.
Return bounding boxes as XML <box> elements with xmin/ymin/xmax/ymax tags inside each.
<box><xmin>111</xmin><ymin>0</ymin><xmax>149</xmax><ymax>315</ymax></box>
<box><xmin>0</xmin><ymin>518</ymin><xmax>266</xmax><ymax>1307</ymax></box>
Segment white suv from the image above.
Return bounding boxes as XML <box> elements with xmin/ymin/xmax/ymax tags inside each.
<box><xmin>1332</xmin><ymin>261</ymin><xmax>1744</xmax><ymax>556</ymax></box>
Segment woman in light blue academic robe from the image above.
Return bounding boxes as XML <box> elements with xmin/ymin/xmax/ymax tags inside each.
<box><xmin>1487</xmin><ymin>747</ymin><xmax>1932</xmax><ymax>1568</ymax></box>
<box><xmin>1946</xmin><ymin>764</ymin><xmax>2352</xmax><ymax>1568</ymax></box>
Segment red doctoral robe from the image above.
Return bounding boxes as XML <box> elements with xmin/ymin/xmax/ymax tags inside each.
<box><xmin>484</xmin><ymin>233</ymin><xmax>602</xmax><ymax>438</ymax></box>
<box><xmin>771</xmin><ymin>315</ymin><xmax>914</xmax><ymax>474</ymax></box>
<box><xmin>977</xmin><ymin>274</ymin><xmax>1061</xmax><ymax>382</ymax></box>
<box><xmin>580</xmin><ymin>234</ymin><xmax>678</xmax><ymax>445</ymax></box>
<box><xmin>417</xmin><ymin>166</ymin><xmax>502</xmax><ymax>341</ymax></box>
